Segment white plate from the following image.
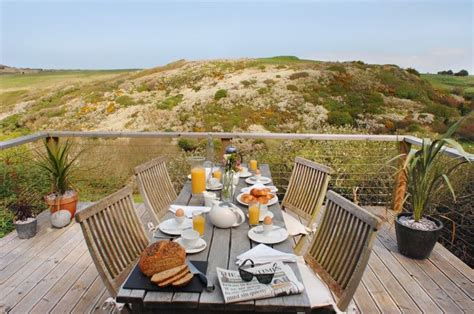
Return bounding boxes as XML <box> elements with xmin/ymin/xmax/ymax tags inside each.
<box><xmin>245</xmin><ymin>176</ymin><xmax>272</xmax><ymax>185</ymax></box>
<box><xmin>241</xmin><ymin>184</ymin><xmax>278</xmax><ymax>193</ymax></box>
<box><xmin>236</xmin><ymin>192</ymin><xmax>278</xmax><ymax>207</ymax></box>
<box><xmin>248</xmin><ymin>226</ymin><xmax>289</xmax><ymax>244</ymax></box>
<box><xmin>246</xmin><ymin>210</ymin><xmax>274</xmax><ymax>222</ymax></box>
<box><xmin>174</xmin><ymin>237</ymin><xmax>207</xmax><ymax>254</ymax></box>
<box><xmin>206</xmin><ymin>183</ymin><xmax>223</xmax><ymax>191</ymax></box>
<box><xmin>158</xmin><ymin>218</ymin><xmax>192</xmax><ymax>235</ymax></box>
<box><xmin>239</xmin><ymin>172</ymin><xmax>252</xmax><ymax>178</ymax></box>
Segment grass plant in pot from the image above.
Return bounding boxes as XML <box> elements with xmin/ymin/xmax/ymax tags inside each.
<box><xmin>8</xmin><ymin>189</ymin><xmax>39</xmax><ymax>239</ymax></box>
<box><xmin>35</xmin><ymin>138</ymin><xmax>81</xmax><ymax>224</ymax></box>
<box><xmin>395</xmin><ymin>121</ymin><xmax>471</xmax><ymax>259</ymax></box>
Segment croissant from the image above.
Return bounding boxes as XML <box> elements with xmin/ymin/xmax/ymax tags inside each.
<box><xmin>250</xmin><ymin>188</ymin><xmax>264</xmax><ymax>197</ymax></box>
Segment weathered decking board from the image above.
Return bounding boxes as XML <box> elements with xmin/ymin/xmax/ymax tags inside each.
<box><xmin>0</xmin><ymin>204</ymin><xmax>472</xmax><ymax>313</ymax></box>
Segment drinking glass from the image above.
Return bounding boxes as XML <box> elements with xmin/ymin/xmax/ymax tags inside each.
<box><xmin>192</xmin><ymin>210</ymin><xmax>206</xmax><ymax>236</ymax></box>
<box><xmin>189</xmin><ymin>156</ymin><xmax>206</xmax><ymax>195</ymax></box>
<box><xmin>248</xmin><ymin>201</ymin><xmax>260</xmax><ymax>226</ymax></box>
<box><xmin>249</xmin><ymin>159</ymin><xmax>258</xmax><ymax>172</ymax></box>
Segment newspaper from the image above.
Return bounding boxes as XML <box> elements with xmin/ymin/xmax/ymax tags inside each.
<box><xmin>216</xmin><ymin>262</ymin><xmax>304</xmax><ymax>303</ymax></box>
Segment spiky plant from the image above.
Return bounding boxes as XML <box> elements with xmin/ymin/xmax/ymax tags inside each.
<box><xmin>403</xmin><ymin>121</ymin><xmax>471</xmax><ymax>221</ymax></box>
<box><xmin>35</xmin><ymin>138</ymin><xmax>81</xmax><ymax>195</ymax></box>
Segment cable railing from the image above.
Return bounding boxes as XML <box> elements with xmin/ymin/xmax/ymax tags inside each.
<box><xmin>1</xmin><ymin>131</ymin><xmax>473</xmax><ymax>265</ymax></box>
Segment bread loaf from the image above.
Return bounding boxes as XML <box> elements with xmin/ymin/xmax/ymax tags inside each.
<box><xmin>139</xmin><ymin>241</ymin><xmax>186</xmax><ymax>277</ymax></box>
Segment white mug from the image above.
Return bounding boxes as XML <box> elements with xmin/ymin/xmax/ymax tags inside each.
<box><xmin>181</xmin><ymin>229</ymin><xmax>200</xmax><ymax>247</ymax></box>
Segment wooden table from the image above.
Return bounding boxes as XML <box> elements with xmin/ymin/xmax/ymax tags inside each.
<box><xmin>117</xmin><ymin>164</ymin><xmax>312</xmax><ymax>313</ymax></box>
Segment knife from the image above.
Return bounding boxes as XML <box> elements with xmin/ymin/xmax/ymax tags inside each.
<box><xmin>187</xmin><ymin>261</ymin><xmax>215</xmax><ymax>292</ymax></box>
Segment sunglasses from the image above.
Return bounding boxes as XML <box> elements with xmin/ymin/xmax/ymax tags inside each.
<box><xmin>238</xmin><ymin>259</ymin><xmax>276</xmax><ymax>284</ymax></box>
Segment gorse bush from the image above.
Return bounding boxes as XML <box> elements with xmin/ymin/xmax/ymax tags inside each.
<box><xmin>289</xmin><ymin>72</ymin><xmax>309</xmax><ymax>80</ymax></box>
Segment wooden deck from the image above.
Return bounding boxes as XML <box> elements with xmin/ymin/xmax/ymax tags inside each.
<box><xmin>0</xmin><ymin>204</ymin><xmax>472</xmax><ymax>313</ymax></box>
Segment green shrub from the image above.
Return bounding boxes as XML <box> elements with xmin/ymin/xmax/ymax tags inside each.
<box><xmin>214</xmin><ymin>89</ymin><xmax>228</xmax><ymax>100</ymax></box>
<box><xmin>328</xmin><ymin>64</ymin><xmax>347</xmax><ymax>73</ymax></box>
<box><xmin>406</xmin><ymin>68</ymin><xmax>420</xmax><ymax>76</ymax></box>
<box><xmin>156</xmin><ymin>94</ymin><xmax>183</xmax><ymax>110</ymax></box>
<box><xmin>289</xmin><ymin>72</ymin><xmax>309</xmax><ymax>80</ymax></box>
<box><xmin>264</xmin><ymin>79</ymin><xmax>275</xmax><ymax>86</ymax></box>
<box><xmin>328</xmin><ymin>111</ymin><xmax>354</xmax><ymax>126</ymax></box>
<box><xmin>177</xmin><ymin>138</ymin><xmax>197</xmax><ymax>152</ymax></box>
<box><xmin>407</xmin><ymin>123</ymin><xmax>423</xmax><ymax>132</ymax></box>
<box><xmin>136</xmin><ymin>84</ymin><xmax>150</xmax><ymax>92</ymax></box>
<box><xmin>257</xmin><ymin>88</ymin><xmax>270</xmax><ymax>95</ymax></box>
<box><xmin>115</xmin><ymin>95</ymin><xmax>136</xmax><ymax>107</ymax></box>
<box><xmin>424</xmin><ymin>103</ymin><xmax>459</xmax><ymax>119</ymax></box>
<box><xmin>287</xmin><ymin>84</ymin><xmax>298</xmax><ymax>91</ymax></box>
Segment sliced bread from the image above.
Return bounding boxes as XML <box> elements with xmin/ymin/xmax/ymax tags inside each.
<box><xmin>172</xmin><ymin>272</ymin><xmax>194</xmax><ymax>287</ymax></box>
<box><xmin>151</xmin><ymin>264</ymin><xmax>188</xmax><ymax>284</ymax></box>
<box><xmin>158</xmin><ymin>269</ymin><xmax>190</xmax><ymax>287</ymax></box>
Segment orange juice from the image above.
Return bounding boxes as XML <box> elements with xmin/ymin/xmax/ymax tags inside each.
<box><xmin>248</xmin><ymin>202</ymin><xmax>260</xmax><ymax>226</ymax></box>
<box><xmin>191</xmin><ymin>167</ymin><xmax>206</xmax><ymax>194</ymax></box>
<box><xmin>193</xmin><ymin>211</ymin><xmax>206</xmax><ymax>236</ymax></box>
<box><xmin>249</xmin><ymin>160</ymin><xmax>258</xmax><ymax>171</ymax></box>
<box><xmin>213</xmin><ymin>169</ymin><xmax>222</xmax><ymax>181</ymax></box>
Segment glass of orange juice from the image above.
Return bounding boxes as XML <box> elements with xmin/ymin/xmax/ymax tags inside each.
<box><xmin>189</xmin><ymin>157</ymin><xmax>206</xmax><ymax>195</ymax></box>
<box><xmin>248</xmin><ymin>201</ymin><xmax>260</xmax><ymax>226</ymax></box>
<box><xmin>249</xmin><ymin>159</ymin><xmax>258</xmax><ymax>172</ymax></box>
<box><xmin>192</xmin><ymin>210</ymin><xmax>206</xmax><ymax>236</ymax></box>
<box><xmin>212</xmin><ymin>165</ymin><xmax>222</xmax><ymax>181</ymax></box>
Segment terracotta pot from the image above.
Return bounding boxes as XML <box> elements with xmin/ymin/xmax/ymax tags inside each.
<box><xmin>45</xmin><ymin>191</ymin><xmax>79</xmax><ymax>218</ymax></box>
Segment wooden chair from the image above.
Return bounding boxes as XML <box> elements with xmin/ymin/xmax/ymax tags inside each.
<box><xmin>303</xmin><ymin>190</ymin><xmax>381</xmax><ymax>311</ymax></box>
<box><xmin>75</xmin><ymin>185</ymin><xmax>149</xmax><ymax>297</ymax></box>
<box><xmin>134</xmin><ymin>156</ymin><xmax>177</xmax><ymax>224</ymax></box>
<box><xmin>281</xmin><ymin>157</ymin><xmax>334</xmax><ymax>253</ymax></box>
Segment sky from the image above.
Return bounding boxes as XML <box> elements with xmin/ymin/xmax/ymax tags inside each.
<box><xmin>1</xmin><ymin>0</ymin><xmax>472</xmax><ymax>73</ymax></box>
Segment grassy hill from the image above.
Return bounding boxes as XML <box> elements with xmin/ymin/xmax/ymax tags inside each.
<box><xmin>1</xmin><ymin>57</ymin><xmax>472</xmax><ymax>140</ymax></box>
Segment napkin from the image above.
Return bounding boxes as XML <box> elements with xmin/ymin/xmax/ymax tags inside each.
<box><xmin>169</xmin><ymin>205</ymin><xmax>211</xmax><ymax>218</ymax></box>
<box><xmin>281</xmin><ymin>211</ymin><xmax>309</xmax><ymax>236</ymax></box>
<box><xmin>236</xmin><ymin>244</ymin><xmax>298</xmax><ymax>265</ymax></box>
<box><xmin>240</xmin><ymin>183</ymin><xmax>278</xmax><ymax>193</ymax></box>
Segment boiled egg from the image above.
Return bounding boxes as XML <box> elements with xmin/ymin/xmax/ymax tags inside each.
<box><xmin>263</xmin><ymin>216</ymin><xmax>273</xmax><ymax>225</ymax></box>
<box><xmin>175</xmin><ymin>208</ymin><xmax>185</xmax><ymax>217</ymax></box>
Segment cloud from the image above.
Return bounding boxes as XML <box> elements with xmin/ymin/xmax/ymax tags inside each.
<box><xmin>303</xmin><ymin>48</ymin><xmax>473</xmax><ymax>73</ymax></box>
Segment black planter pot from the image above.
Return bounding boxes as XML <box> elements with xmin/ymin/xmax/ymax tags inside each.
<box><xmin>14</xmin><ymin>218</ymin><xmax>38</xmax><ymax>239</ymax></box>
<box><xmin>395</xmin><ymin>213</ymin><xmax>443</xmax><ymax>259</ymax></box>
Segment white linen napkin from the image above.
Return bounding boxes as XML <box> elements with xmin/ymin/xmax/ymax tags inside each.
<box><xmin>240</xmin><ymin>183</ymin><xmax>278</xmax><ymax>193</ymax></box>
<box><xmin>281</xmin><ymin>211</ymin><xmax>309</xmax><ymax>236</ymax></box>
<box><xmin>169</xmin><ymin>205</ymin><xmax>211</xmax><ymax>218</ymax></box>
<box><xmin>236</xmin><ymin>244</ymin><xmax>298</xmax><ymax>265</ymax></box>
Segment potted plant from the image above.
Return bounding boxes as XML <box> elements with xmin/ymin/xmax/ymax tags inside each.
<box><xmin>8</xmin><ymin>189</ymin><xmax>39</xmax><ymax>239</ymax></box>
<box><xmin>395</xmin><ymin>121</ymin><xmax>471</xmax><ymax>259</ymax></box>
<box><xmin>35</xmin><ymin>138</ymin><xmax>81</xmax><ymax>219</ymax></box>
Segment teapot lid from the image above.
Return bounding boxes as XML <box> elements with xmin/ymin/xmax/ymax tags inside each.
<box><xmin>225</xmin><ymin>145</ymin><xmax>238</xmax><ymax>154</ymax></box>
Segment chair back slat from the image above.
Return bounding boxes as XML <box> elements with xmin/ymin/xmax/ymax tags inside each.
<box><xmin>282</xmin><ymin>157</ymin><xmax>334</xmax><ymax>225</ymax></box>
<box><xmin>75</xmin><ymin>186</ymin><xmax>148</xmax><ymax>297</ymax></box>
<box><xmin>304</xmin><ymin>190</ymin><xmax>381</xmax><ymax>311</ymax></box>
<box><xmin>135</xmin><ymin>156</ymin><xmax>177</xmax><ymax>223</ymax></box>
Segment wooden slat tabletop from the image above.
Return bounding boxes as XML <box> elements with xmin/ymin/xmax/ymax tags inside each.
<box><xmin>117</xmin><ymin>164</ymin><xmax>311</xmax><ymax>313</ymax></box>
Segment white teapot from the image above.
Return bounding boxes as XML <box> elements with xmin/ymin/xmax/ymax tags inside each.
<box><xmin>209</xmin><ymin>200</ymin><xmax>245</xmax><ymax>228</ymax></box>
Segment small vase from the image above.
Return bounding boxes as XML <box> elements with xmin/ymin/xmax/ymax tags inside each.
<box><xmin>222</xmin><ymin>171</ymin><xmax>235</xmax><ymax>202</ymax></box>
